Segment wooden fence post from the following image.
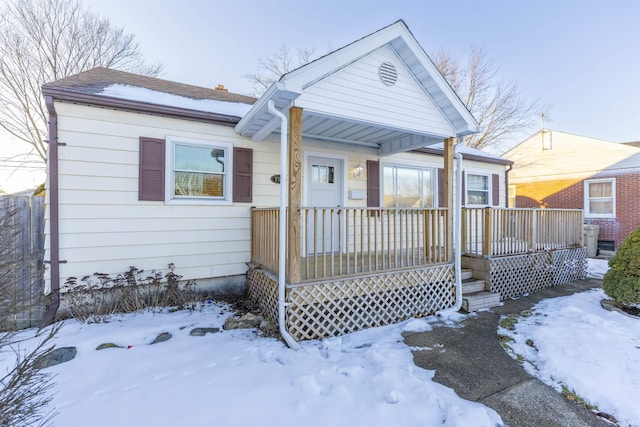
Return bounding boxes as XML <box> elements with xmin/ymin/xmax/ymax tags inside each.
<box><xmin>483</xmin><ymin>207</ymin><xmax>493</xmax><ymax>256</ymax></box>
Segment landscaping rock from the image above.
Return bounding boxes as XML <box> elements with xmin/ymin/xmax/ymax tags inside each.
<box><xmin>190</xmin><ymin>327</ymin><xmax>220</xmax><ymax>336</ymax></box>
<box><xmin>35</xmin><ymin>346</ymin><xmax>77</xmax><ymax>369</ymax></box>
<box><xmin>223</xmin><ymin>313</ymin><xmax>263</xmax><ymax>330</ymax></box>
<box><xmin>150</xmin><ymin>332</ymin><xmax>172</xmax><ymax>344</ymax></box>
<box><xmin>96</xmin><ymin>343</ymin><xmax>123</xmax><ymax>350</ymax></box>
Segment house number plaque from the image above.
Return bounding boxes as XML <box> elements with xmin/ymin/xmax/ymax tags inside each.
<box><xmin>270</xmin><ymin>174</ymin><xmax>281</xmax><ymax>184</ymax></box>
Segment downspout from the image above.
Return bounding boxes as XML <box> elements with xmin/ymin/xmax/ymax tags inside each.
<box><xmin>505</xmin><ymin>163</ymin><xmax>513</xmax><ymax>208</ymax></box>
<box><xmin>42</xmin><ymin>96</ymin><xmax>60</xmax><ymax>326</ymax></box>
<box><xmin>267</xmin><ymin>100</ymin><xmax>301</xmax><ymax>350</ymax></box>
<box><xmin>438</xmin><ymin>141</ymin><xmax>464</xmax><ymax>315</ymax></box>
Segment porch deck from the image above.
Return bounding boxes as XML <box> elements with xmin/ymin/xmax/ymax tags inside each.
<box><xmin>248</xmin><ymin>207</ymin><xmax>586</xmax><ymax>341</ymax></box>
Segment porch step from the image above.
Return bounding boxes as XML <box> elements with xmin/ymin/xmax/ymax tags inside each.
<box><xmin>460</xmin><ymin>269</ymin><xmax>473</xmax><ymax>281</ymax></box>
<box><xmin>462</xmin><ymin>291</ymin><xmax>501</xmax><ymax>312</ymax></box>
<box><xmin>462</xmin><ymin>279</ymin><xmax>486</xmax><ymax>294</ymax></box>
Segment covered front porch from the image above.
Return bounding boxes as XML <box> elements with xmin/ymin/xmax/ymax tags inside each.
<box><xmin>248</xmin><ymin>206</ymin><xmax>586</xmax><ymax>341</ymax></box>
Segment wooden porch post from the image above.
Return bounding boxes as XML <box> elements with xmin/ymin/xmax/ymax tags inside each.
<box><xmin>444</xmin><ymin>137</ymin><xmax>454</xmax><ymax>262</ymax></box>
<box><xmin>287</xmin><ymin>107</ymin><xmax>303</xmax><ymax>284</ymax></box>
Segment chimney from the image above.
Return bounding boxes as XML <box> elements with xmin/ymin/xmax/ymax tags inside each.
<box><xmin>214</xmin><ymin>84</ymin><xmax>228</xmax><ymax>92</ymax></box>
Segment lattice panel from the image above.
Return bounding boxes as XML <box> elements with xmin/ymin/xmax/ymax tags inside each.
<box><xmin>551</xmin><ymin>247</ymin><xmax>587</xmax><ymax>285</ymax></box>
<box><xmin>247</xmin><ymin>267</ymin><xmax>279</xmax><ymax>324</ymax></box>
<box><xmin>286</xmin><ymin>265</ymin><xmax>455</xmax><ymax>341</ymax></box>
<box><xmin>489</xmin><ymin>253</ymin><xmax>552</xmax><ymax>300</ymax></box>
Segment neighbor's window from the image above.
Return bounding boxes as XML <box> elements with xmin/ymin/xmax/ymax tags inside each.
<box><xmin>467</xmin><ymin>173</ymin><xmax>489</xmax><ymax>205</ymax></box>
<box><xmin>584</xmin><ymin>178</ymin><xmax>615</xmax><ymax>218</ymax></box>
<box><xmin>167</xmin><ymin>137</ymin><xmax>232</xmax><ymax>202</ymax></box>
<box><xmin>383</xmin><ymin>165</ymin><xmax>434</xmax><ymax>208</ymax></box>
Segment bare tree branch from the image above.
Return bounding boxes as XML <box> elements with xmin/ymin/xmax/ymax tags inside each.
<box><xmin>433</xmin><ymin>46</ymin><xmax>538</xmax><ymax>150</ymax></box>
<box><xmin>0</xmin><ymin>0</ymin><xmax>163</xmax><ymax>163</ymax></box>
<box><xmin>245</xmin><ymin>44</ymin><xmax>317</xmax><ymax>96</ymax></box>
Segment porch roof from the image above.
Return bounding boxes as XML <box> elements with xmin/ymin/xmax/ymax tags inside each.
<box><xmin>235</xmin><ymin>20</ymin><xmax>480</xmax><ymax>156</ymax></box>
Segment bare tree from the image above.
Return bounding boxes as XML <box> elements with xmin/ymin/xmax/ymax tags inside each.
<box><xmin>433</xmin><ymin>47</ymin><xmax>537</xmax><ymax>150</ymax></box>
<box><xmin>0</xmin><ymin>0</ymin><xmax>163</xmax><ymax>163</ymax></box>
<box><xmin>245</xmin><ymin>44</ymin><xmax>317</xmax><ymax>96</ymax></box>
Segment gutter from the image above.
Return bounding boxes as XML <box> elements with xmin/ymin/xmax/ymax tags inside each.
<box><xmin>266</xmin><ymin>100</ymin><xmax>301</xmax><ymax>350</ymax></box>
<box><xmin>437</xmin><ymin>141</ymin><xmax>464</xmax><ymax>315</ymax></box>
<box><xmin>42</xmin><ymin>96</ymin><xmax>60</xmax><ymax>326</ymax></box>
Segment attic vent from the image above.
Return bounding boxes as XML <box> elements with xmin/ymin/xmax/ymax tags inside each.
<box><xmin>379</xmin><ymin>62</ymin><xmax>398</xmax><ymax>86</ymax></box>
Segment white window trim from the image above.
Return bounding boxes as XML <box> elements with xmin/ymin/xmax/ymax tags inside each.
<box><xmin>584</xmin><ymin>178</ymin><xmax>616</xmax><ymax>218</ymax></box>
<box><xmin>381</xmin><ymin>162</ymin><xmax>436</xmax><ymax>208</ymax></box>
<box><xmin>465</xmin><ymin>171</ymin><xmax>491</xmax><ymax>207</ymax></box>
<box><xmin>165</xmin><ymin>136</ymin><xmax>233</xmax><ymax>205</ymax></box>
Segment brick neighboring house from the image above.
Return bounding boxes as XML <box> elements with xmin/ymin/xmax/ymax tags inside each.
<box><xmin>504</xmin><ymin>129</ymin><xmax>640</xmax><ymax>251</ymax></box>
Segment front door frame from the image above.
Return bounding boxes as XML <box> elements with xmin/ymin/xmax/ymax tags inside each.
<box><xmin>302</xmin><ymin>151</ymin><xmax>348</xmax><ymax>255</ymax></box>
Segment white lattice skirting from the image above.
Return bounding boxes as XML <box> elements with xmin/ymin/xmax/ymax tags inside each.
<box><xmin>488</xmin><ymin>247</ymin><xmax>587</xmax><ymax>300</ymax></box>
<box><xmin>247</xmin><ymin>264</ymin><xmax>455</xmax><ymax>341</ymax></box>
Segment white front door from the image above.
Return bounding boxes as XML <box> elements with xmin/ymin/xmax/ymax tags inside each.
<box><xmin>306</xmin><ymin>156</ymin><xmax>343</xmax><ymax>254</ymax></box>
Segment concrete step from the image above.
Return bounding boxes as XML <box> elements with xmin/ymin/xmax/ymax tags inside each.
<box><xmin>462</xmin><ymin>279</ymin><xmax>486</xmax><ymax>294</ymax></box>
<box><xmin>460</xmin><ymin>269</ymin><xmax>473</xmax><ymax>280</ymax></box>
<box><xmin>462</xmin><ymin>291</ymin><xmax>501</xmax><ymax>312</ymax></box>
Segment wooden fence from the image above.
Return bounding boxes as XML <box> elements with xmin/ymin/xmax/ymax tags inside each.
<box><xmin>0</xmin><ymin>195</ymin><xmax>46</xmax><ymax>329</ymax></box>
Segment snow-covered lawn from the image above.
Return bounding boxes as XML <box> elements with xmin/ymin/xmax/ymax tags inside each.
<box><xmin>500</xmin><ymin>259</ymin><xmax>640</xmax><ymax>427</ymax></box>
<box><xmin>3</xmin><ymin>305</ymin><xmax>501</xmax><ymax>427</ymax></box>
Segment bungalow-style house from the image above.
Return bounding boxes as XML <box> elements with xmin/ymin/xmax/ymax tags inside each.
<box><xmin>42</xmin><ymin>21</ymin><xmax>586</xmax><ymax>344</ymax></box>
<box><xmin>504</xmin><ymin>129</ymin><xmax>640</xmax><ymax>252</ymax></box>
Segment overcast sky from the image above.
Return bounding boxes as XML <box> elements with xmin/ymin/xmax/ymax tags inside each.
<box><xmin>81</xmin><ymin>0</ymin><xmax>640</xmax><ymax>145</ymax></box>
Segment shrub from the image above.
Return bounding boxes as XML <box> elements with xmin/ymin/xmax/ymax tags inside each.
<box><xmin>602</xmin><ymin>227</ymin><xmax>640</xmax><ymax>307</ymax></box>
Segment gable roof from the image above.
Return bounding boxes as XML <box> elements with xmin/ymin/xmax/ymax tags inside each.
<box><xmin>42</xmin><ymin>67</ymin><xmax>255</xmax><ymax>125</ymax></box>
<box><xmin>505</xmin><ymin>129</ymin><xmax>640</xmax><ymax>181</ymax></box>
<box><xmin>236</xmin><ymin>20</ymin><xmax>479</xmax><ymax>156</ymax></box>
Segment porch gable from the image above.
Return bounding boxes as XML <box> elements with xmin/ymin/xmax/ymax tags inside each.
<box><xmin>235</xmin><ymin>20</ymin><xmax>479</xmax><ymax>156</ymax></box>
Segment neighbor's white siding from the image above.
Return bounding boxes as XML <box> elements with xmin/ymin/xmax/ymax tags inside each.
<box><xmin>296</xmin><ymin>45</ymin><xmax>454</xmax><ymax>138</ymax></box>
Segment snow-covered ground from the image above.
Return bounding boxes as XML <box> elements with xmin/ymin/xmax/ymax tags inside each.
<box><xmin>501</xmin><ymin>258</ymin><xmax>640</xmax><ymax>427</ymax></box>
<box><xmin>5</xmin><ymin>258</ymin><xmax>636</xmax><ymax>427</ymax></box>
<box><xmin>3</xmin><ymin>305</ymin><xmax>501</xmax><ymax>427</ymax></box>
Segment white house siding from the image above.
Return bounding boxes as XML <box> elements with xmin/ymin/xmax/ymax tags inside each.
<box><xmin>296</xmin><ymin>45</ymin><xmax>454</xmax><ymax>138</ymax></box>
<box><xmin>45</xmin><ymin>102</ymin><xmax>505</xmax><ymax>293</ymax></box>
<box><xmin>45</xmin><ymin>101</ymin><xmax>281</xmax><ymax>293</ymax></box>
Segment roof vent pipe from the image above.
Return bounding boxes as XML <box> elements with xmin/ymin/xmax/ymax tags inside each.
<box><xmin>267</xmin><ymin>99</ymin><xmax>301</xmax><ymax>350</ymax></box>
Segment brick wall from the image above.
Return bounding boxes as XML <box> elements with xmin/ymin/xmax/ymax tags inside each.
<box><xmin>514</xmin><ymin>173</ymin><xmax>640</xmax><ymax>249</ymax></box>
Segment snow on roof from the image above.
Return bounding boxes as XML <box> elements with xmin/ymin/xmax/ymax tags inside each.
<box><xmin>100</xmin><ymin>84</ymin><xmax>253</xmax><ymax>118</ymax></box>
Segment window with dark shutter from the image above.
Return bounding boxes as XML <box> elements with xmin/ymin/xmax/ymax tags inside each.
<box><xmin>139</xmin><ymin>137</ymin><xmax>165</xmax><ymax>201</ymax></box>
<box><xmin>367</xmin><ymin>160</ymin><xmax>380</xmax><ymax>208</ymax></box>
<box><xmin>233</xmin><ymin>147</ymin><xmax>252</xmax><ymax>203</ymax></box>
<box><xmin>492</xmin><ymin>174</ymin><xmax>500</xmax><ymax>206</ymax></box>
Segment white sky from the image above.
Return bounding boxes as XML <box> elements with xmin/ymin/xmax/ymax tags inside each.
<box><xmin>2</xmin><ymin>0</ymin><xmax>639</xmax><ymax>192</ymax></box>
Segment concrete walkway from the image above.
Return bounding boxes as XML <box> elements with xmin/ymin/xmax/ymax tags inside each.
<box><xmin>403</xmin><ymin>278</ymin><xmax>611</xmax><ymax>427</ymax></box>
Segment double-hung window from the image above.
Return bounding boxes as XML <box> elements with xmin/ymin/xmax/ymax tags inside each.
<box><xmin>166</xmin><ymin>136</ymin><xmax>232</xmax><ymax>203</ymax></box>
<box><xmin>466</xmin><ymin>173</ymin><xmax>489</xmax><ymax>205</ymax></box>
<box><xmin>584</xmin><ymin>178</ymin><xmax>615</xmax><ymax>218</ymax></box>
<box><xmin>383</xmin><ymin>165</ymin><xmax>435</xmax><ymax>208</ymax></box>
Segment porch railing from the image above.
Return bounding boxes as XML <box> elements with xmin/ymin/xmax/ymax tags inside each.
<box><xmin>462</xmin><ymin>208</ymin><xmax>584</xmax><ymax>257</ymax></box>
<box><xmin>251</xmin><ymin>207</ymin><xmax>449</xmax><ymax>281</ymax></box>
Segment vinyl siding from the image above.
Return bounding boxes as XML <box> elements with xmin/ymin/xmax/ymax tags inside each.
<box><xmin>296</xmin><ymin>45</ymin><xmax>454</xmax><ymax>137</ymax></box>
<box><xmin>45</xmin><ymin>101</ymin><xmax>503</xmax><ymax>292</ymax></box>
